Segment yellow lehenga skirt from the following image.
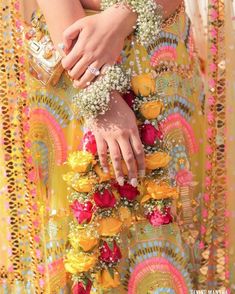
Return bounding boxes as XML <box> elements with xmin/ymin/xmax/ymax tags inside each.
<box><xmin>0</xmin><ymin>2</ymin><xmax>205</xmax><ymax>293</ymax></box>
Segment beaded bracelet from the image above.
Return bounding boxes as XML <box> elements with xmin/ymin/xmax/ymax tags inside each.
<box><xmin>101</xmin><ymin>0</ymin><xmax>163</xmax><ymax>47</ymax></box>
<box><xmin>72</xmin><ymin>65</ymin><xmax>131</xmax><ymax>119</ymax></box>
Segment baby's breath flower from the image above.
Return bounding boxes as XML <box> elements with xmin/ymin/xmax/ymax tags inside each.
<box><xmin>73</xmin><ymin>65</ymin><xmax>130</xmax><ymax>119</ymax></box>
<box><xmin>101</xmin><ymin>0</ymin><xmax>163</xmax><ymax>47</ymax></box>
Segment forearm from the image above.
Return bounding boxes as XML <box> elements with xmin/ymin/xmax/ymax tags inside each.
<box><xmin>81</xmin><ymin>0</ymin><xmax>183</xmax><ymax>19</ymax></box>
<box><xmin>36</xmin><ymin>0</ymin><xmax>86</xmax><ymax>49</ymax></box>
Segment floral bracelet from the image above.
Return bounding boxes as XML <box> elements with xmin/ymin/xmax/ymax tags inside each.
<box><xmin>101</xmin><ymin>0</ymin><xmax>163</xmax><ymax>47</ymax></box>
<box><xmin>72</xmin><ymin>65</ymin><xmax>131</xmax><ymax>119</ymax></box>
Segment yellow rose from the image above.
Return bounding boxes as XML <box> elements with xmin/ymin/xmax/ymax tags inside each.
<box><xmin>141</xmin><ymin>180</ymin><xmax>179</xmax><ymax>203</ymax></box>
<box><xmin>145</xmin><ymin>152</ymin><xmax>171</xmax><ymax>170</ymax></box>
<box><xmin>108</xmin><ymin>160</ymin><xmax>130</xmax><ymax>177</ymax></box>
<box><xmin>64</xmin><ymin>251</ymin><xmax>97</xmax><ymax>274</ymax></box>
<box><xmin>63</xmin><ymin>172</ymin><xmax>95</xmax><ymax>192</ymax></box>
<box><xmin>98</xmin><ymin>217</ymin><xmax>123</xmax><ymax>236</ymax></box>
<box><xmin>67</xmin><ymin>151</ymin><xmax>95</xmax><ymax>173</ymax></box>
<box><xmin>96</xmin><ymin>269</ymin><xmax>120</xmax><ymax>289</ymax></box>
<box><xmin>69</xmin><ymin>230</ymin><xmax>99</xmax><ymax>252</ymax></box>
<box><xmin>119</xmin><ymin>206</ymin><xmax>132</xmax><ymax>227</ymax></box>
<box><xmin>94</xmin><ymin>164</ymin><xmax>111</xmax><ymax>183</ymax></box>
<box><xmin>131</xmin><ymin>73</ymin><xmax>156</xmax><ymax>96</ymax></box>
<box><xmin>140</xmin><ymin>100</ymin><xmax>164</xmax><ymax>119</ymax></box>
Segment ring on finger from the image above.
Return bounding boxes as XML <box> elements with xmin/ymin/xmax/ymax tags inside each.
<box><xmin>87</xmin><ymin>65</ymin><xmax>100</xmax><ymax>76</ymax></box>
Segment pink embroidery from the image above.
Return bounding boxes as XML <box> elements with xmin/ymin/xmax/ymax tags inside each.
<box><xmin>128</xmin><ymin>257</ymin><xmax>188</xmax><ymax>294</ymax></box>
<box><xmin>176</xmin><ymin>169</ymin><xmax>194</xmax><ymax>186</ymax></box>
<box><xmin>30</xmin><ymin>109</ymin><xmax>68</xmax><ymax>164</ymax></box>
<box><xmin>160</xmin><ymin>113</ymin><xmax>199</xmax><ymax>154</ymax></box>
<box><xmin>150</xmin><ymin>46</ymin><xmax>177</xmax><ymax>67</ymax></box>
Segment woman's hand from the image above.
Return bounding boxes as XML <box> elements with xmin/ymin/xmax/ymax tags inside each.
<box><xmin>90</xmin><ymin>91</ymin><xmax>145</xmax><ymax>187</ymax></box>
<box><xmin>61</xmin><ymin>4</ymin><xmax>137</xmax><ymax>89</ymax></box>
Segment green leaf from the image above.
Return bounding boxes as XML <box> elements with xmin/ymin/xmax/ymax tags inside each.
<box><xmin>108</xmin><ymin>240</ymin><xmax>114</xmax><ymax>251</ymax></box>
<box><xmin>107</xmin><ymin>267</ymin><xmax>115</xmax><ymax>280</ymax></box>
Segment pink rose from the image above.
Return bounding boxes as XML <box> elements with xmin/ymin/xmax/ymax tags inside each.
<box><xmin>122</xmin><ymin>91</ymin><xmax>136</xmax><ymax>108</ymax></box>
<box><xmin>175</xmin><ymin>169</ymin><xmax>193</xmax><ymax>186</ymax></box>
<box><xmin>116</xmin><ymin>182</ymin><xmax>139</xmax><ymax>201</ymax></box>
<box><xmin>83</xmin><ymin>131</ymin><xmax>97</xmax><ymax>155</ymax></box>
<box><xmin>93</xmin><ymin>189</ymin><xmax>116</xmax><ymax>209</ymax></box>
<box><xmin>99</xmin><ymin>240</ymin><xmax>122</xmax><ymax>263</ymax></box>
<box><xmin>70</xmin><ymin>200</ymin><xmax>93</xmax><ymax>224</ymax></box>
<box><xmin>147</xmin><ymin>207</ymin><xmax>173</xmax><ymax>227</ymax></box>
<box><xmin>140</xmin><ymin>124</ymin><xmax>159</xmax><ymax>145</ymax></box>
<box><xmin>72</xmin><ymin>280</ymin><xmax>92</xmax><ymax>294</ymax></box>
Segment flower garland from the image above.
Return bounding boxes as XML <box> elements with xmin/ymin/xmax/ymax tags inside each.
<box><xmin>63</xmin><ymin>72</ymin><xmax>179</xmax><ymax>292</ymax></box>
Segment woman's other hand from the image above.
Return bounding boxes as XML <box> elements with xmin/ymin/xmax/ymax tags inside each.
<box><xmin>61</xmin><ymin>4</ymin><xmax>137</xmax><ymax>88</ymax></box>
<box><xmin>90</xmin><ymin>91</ymin><xmax>145</xmax><ymax>187</ymax></box>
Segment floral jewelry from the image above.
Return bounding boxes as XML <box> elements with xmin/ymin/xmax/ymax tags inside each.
<box><xmin>101</xmin><ymin>0</ymin><xmax>163</xmax><ymax>47</ymax></box>
<box><xmin>63</xmin><ymin>72</ymin><xmax>180</xmax><ymax>293</ymax></box>
<box><xmin>72</xmin><ymin>65</ymin><xmax>131</xmax><ymax>119</ymax></box>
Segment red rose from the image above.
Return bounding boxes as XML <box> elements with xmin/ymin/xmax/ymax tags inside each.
<box><xmin>70</xmin><ymin>200</ymin><xmax>93</xmax><ymax>224</ymax></box>
<box><xmin>116</xmin><ymin>183</ymin><xmax>139</xmax><ymax>201</ymax></box>
<box><xmin>83</xmin><ymin>131</ymin><xmax>97</xmax><ymax>155</ymax></box>
<box><xmin>122</xmin><ymin>91</ymin><xmax>136</xmax><ymax>108</ymax></box>
<box><xmin>93</xmin><ymin>189</ymin><xmax>116</xmax><ymax>208</ymax></box>
<box><xmin>147</xmin><ymin>207</ymin><xmax>173</xmax><ymax>227</ymax></box>
<box><xmin>99</xmin><ymin>240</ymin><xmax>122</xmax><ymax>263</ymax></box>
<box><xmin>72</xmin><ymin>280</ymin><xmax>92</xmax><ymax>294</ymax></box>
<box><xmin>140</xmin><ymin>123</ymin><xmax>159</xmax><ymax>145</ymax></box>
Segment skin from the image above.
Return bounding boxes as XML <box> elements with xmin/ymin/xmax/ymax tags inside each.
<box><xmin>36</xmin><ymin>0</ymin><xmax>182</xmax><ymax>186</ymax></box>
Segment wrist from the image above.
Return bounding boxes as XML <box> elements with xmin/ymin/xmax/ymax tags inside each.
<box><xmin>103</xmin><ymin>4</ymin><xmax>137</xmax><ymax>38</ymax></box>
<box><xmin>101</xmin><ymin>0</ymin><xmax>163</xmax><ymax>47</ymax></box>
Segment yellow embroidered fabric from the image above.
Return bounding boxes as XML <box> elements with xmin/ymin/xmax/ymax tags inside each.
<box><xmin>0</xmin><ymin>1</ymin><xmax>208</xmax><ymax>293</ymax></box>
<box><xmin>24</xmin><ymin>3</ymin><xmax>205</xmax><ymax>292</ymax></box>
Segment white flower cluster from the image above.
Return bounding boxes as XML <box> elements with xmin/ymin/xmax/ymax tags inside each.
<box><xmin>73</xmin><ymin>65</ymin><xmax>131</xmax><ymax>119</ymax></box>
<box><xmin>101</xmin><ymin>0</ymin><xmax>163</xmax><ymax>47</ymax></box>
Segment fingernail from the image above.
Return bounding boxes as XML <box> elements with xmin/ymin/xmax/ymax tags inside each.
<box><xmin>138</xmin><ymin>170</ymin><xmax>146</xmax><ymax>178</ymax></box>
<box><xmin>117</xmin><ymin>177</ymin><xmax>124</xmax><ymax>186</ymax></box>
<box><xmin>130</xmin><ymin>178</ymin><xmax>138</xmax><ymax>187</ymax></box>
<box><xmin>103</xmin><ymin>167</ymin><xmax>109</xmax><ymax>174</ymax></box>
<box><xmin>58</xmin><ymin>43</ymin><xmax>65</xmax><ymax>50</ymax></box>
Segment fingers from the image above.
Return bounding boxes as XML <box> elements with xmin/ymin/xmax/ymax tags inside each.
<box><xmin>62</xmin><ymin>19</ymin><xmax>83</xmax><ymax>51</ymax></box>
<box><xmin>130</xmin><ymin>130</ymin><xmax>146</xmax><ymax>178</ymax></box>
<box><xmin>118</xmin><ymin>137</ymin><xmax>138</xmax><ymax>186</ymax></box>
<box><xmin>107</xmin><ymin>140</ymin><xmax>124</xmax><ymax>186</ymax></box>
<box><xmin>68</xmin><ymin>55</ymin><xmax>90</xmax><ymax>81</ymax></box>
<box><xmin>95</xmin><ymin>134</ymin><xmax>109</xmax><ymax>173</ymax></box>
<box><xmin>95</xmin><ymin>131</ymin><xmax>145</xmax><ymax>186</ymax></box>
<box><xmin>73</xmin><ymin>60</ymin><xmax>104</xmax><ymax>89</ymax></box>
<box><xmin>61</xmin><ymin>41</ymin><xmax>84</xmax><ymax>71</ymax></box>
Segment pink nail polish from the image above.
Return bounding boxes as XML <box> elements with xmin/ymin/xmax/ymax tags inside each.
<box><xmin>117</xmin><ymin>177</ymin><xmax>124</xmax><ymax>186</ymax></box>
<box><xmin>130</xmin><ymin>178</ymin><xmax>138</xmax><ymax>187</ymax></box>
